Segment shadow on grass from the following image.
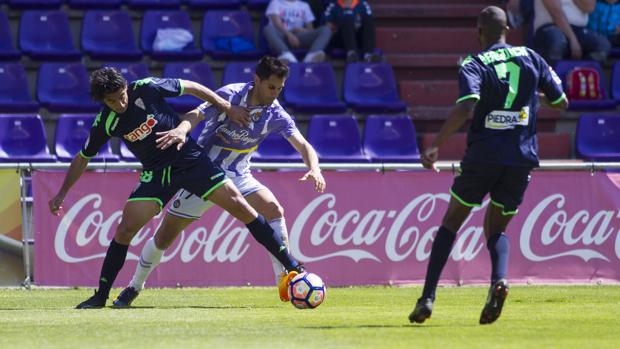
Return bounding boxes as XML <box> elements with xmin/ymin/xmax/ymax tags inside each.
<box><xmin>110</xmin><ymin>305</ymin><xmax>280</xmax><ymax>310</ymax></box>
<box><xmin>302</xmin><ymin>323</ymin><xmax>478</xmax><ymax>329</ymax></box>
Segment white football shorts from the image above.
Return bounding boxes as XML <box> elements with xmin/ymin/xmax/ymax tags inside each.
<box><xmin>167</xmin><ymin>173</ymin><xmax>267</xmax><ymax>220</ymax></box>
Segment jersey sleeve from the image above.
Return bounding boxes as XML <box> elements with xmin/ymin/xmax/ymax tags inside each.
<box><xmin>196</xmin><ymin>87</ymin><xmax>231</xmax><ymax>120</ymax></box>
<box><xmin>132</xmin><ymin>77</ymin><xmax>183</xmax><ymax>98</ymax></box>
<box><xmin>456</xmin><ymin>57</ymin><xmax>482</xmax><ymax>104</ymax></box>
<box><xmin>80</xmin><ymin>110</ymin><xmax>112</xmax><ymax>159</ymax></box>
<box><xmin>535</xmin><ymin>54</ymin><xmax>566</xmax><ymax>105</ymax></box>
<box><xmin>273</xmin><ymin>105</ymin><xmax>298</xmax><ymax>138</ymax></box>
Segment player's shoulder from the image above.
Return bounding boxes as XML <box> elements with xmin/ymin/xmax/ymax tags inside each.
<box><xmin>220</xmin><ymin>82</ymin><xmax>246</xmax><ymax>95</ymax></box>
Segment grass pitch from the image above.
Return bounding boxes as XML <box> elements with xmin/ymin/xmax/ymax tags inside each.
<box><xmin>0</xmin><ymin>285</ymin><xmax>619</xmax><ymax>349</ymax></box>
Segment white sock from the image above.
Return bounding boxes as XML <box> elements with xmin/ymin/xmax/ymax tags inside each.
<box><xmin>129</xmin><ymin>237</ymin><xmax>165</xmax><ymax>291</ymax></box>
<box><xmin>268</xmin><ymin>218</ymin><xmax>289</xmax><ymax>284</ymax></box>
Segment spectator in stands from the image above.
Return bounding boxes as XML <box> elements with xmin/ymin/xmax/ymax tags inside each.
<box><xmin>588</xmin><ymin>0</ymin><xmax>620</xmax><ymax>46</ymax></box>
<box><xmin>533</xmin><ymin>0</ymin><xmax>611</xmax><ymax>65</ymax></box>
<box><xmin>324</xmin><ymin>0</ymin><xmax>381</xmax><ymax>63</ymax></box>
<box><xmin>305</xmin><ymin>0</ymin><xmax>329</xmax><ymax>27</ymax></box>
<box><xmin>263</xmin><ymin>0</ymin><xmax>333</xmax><ymax>64</ymax></box>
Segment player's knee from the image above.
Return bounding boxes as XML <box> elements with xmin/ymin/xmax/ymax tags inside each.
<box><xmin>261</xmin><ymin>201</ymin><xmax>284</xmax><ymax>220</ymax></box>
<box><xmin>114</xmin><ymin>223</ymin><xmax>139</xmax><ymax>245</ymax></box>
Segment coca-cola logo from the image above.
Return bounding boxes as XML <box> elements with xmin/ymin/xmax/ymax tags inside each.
<box><xmin>52</xmin><ymin>192</ymin><xmax>620</xmax><ymax>265</ymax></box>
<box><xmin>55</xmin><ymin>194</ymin><xmax>251</xmax><ymax>263</ymax></box>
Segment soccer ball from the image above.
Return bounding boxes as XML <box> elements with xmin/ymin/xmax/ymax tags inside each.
<box><xmin>288</xmin><ymin>272</ymin><xmax>326</xmax><ymax>309</ymax></box>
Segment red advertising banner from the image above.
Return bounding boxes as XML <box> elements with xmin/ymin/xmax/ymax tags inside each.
<box><xmin>33</xmin><ymin>170</ymin><xmax>620</xmax><ymax>287</ymax></box>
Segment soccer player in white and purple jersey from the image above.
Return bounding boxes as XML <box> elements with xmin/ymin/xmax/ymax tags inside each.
<box><xmin>113</xmin><ymin>56</ymin><xmax>325</xmax><ymax>307</ymax></box>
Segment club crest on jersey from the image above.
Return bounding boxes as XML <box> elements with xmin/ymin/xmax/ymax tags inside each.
<box><xmin>124</xmin><ymin>115</ymin><xmax>157</xmax><ymax>142</ymax></box>
<box><xmin>135</xmin><ymin>98</ymin><xmax>146</xmax><ymax>110</ymax></box>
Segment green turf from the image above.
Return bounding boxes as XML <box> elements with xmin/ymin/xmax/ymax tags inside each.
<box><xmin>0</xmin><ymin>285</ymin><xmax>619</xmax><ymax>349</ymax></box>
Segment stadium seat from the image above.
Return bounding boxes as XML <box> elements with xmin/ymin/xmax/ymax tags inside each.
<box><xmin>419</xmin><ymin>133</ymin><xmax>467</xmax><ymax>161</ymax></box>
<box><xmin>0</xmin><ymin>114</ymin><xmax>56</xmax><ymax>162</ymax></box>
<box><xmin>82</xmin><ymin>11</ymin><xmax>142</xmax><ymax>61</ymax></box>
<box><xmin>253</xmin><ymin>132</ymin><xmax>302</xmax><ymax>162</ymax></box>
<box><xmin>163</xmin><ymin>62</ymin><xmax>216</xmax><ymax>113</ymax></box>
<box><xmin>363</xmin><ymin>115</ymin><xmax>420</xmax><ymax>163</ymax></box>
<box><xmin>8</xmin><ymin>0</ymin><xmax>61</xmax><ymax>9</ymax></box>
<box><xmin>283</xmin><ymin>63</ymin><xmax>347</xmax><ymax>113</ymax></box>
<box><xmin>246</xmin><ymin>0</ymin><xmax>270</xmax><ymax>11</ymax></box>
<box><xmin>344</xmin><ymin>63</ymin><xmax>407</xmax><ymax>113</ymax></box>
<box><xmin>0</xmin><ymin>12</ymin><xmax>20</xmax><ymax>60</ymax></box>
<box><xmin>553</xmin><ymin>60</ymin><xmax>617</xmax><ymax>110</ymax></box>
<box><xmin>307</xmin><ymin>114</ymin><xmax>369</xmax><ymax>163</ymax></box>
<box><xmin>610</xmin><ymin>61</ymin><xmax>620</xmax><ymax>103</ymax></box>
<box><xmin>0</xmin><ymin>63</ymin><xmax>39</xmax><ymax>112</ymax></box>
<box><xmin>37</xmin><ymin>63</ymin><xmax>100</xmax><ymax>113</ymax></box>
<box><xmin>576</xmin><ymin>114</ymin><xmax>620</xmax><ymax>161</ymax></box>
<box><xmin>537</xmin><ymin>132</ymin><xmax>571</xmax><ymax>159</ymax></box>
<box><xmin>119</xmin><ymin>142</ymin><xmax>137</xmax><ymax>162</ymax></box>
<box><xmin>103</xmin><ymin>62</ymin><xmax>150</xmax><ymax>83</ymax></box>
<box><xmin>68</xmin><ymin>0</ymin><xmax>123</xmax><ymax>9</ymax></box>
<box><xmin>55</xmin><ymin>114</ymin><xmax>119</xmax><ymax>162</ymax></box>
<box><xmin>202</xmin><ymin>10</ymin><xmax>262</xmax><ymax>60</ymax></box>
<box><xmin>19</xmin><ymin>10</ymin><xmax>81</xmax><ymax>61</ymax></box>
<box><xmin>185</xmin><ymin>0</ymin><xmax>242</xmax><ymax>9</ymax></box>
<box><xmin>222</xmin><ymin>62</ymin><xmax>256</xmax><ymax>85</ymax></box>
<box><xmin>128</xmin><ymin>0</ymin><xmax>180</xmax><ymax>9</ymax></box>
<box><xmin>140</xmin><ymin>11</ymin><xmax>202</xmax><ymax>60</ymax></box>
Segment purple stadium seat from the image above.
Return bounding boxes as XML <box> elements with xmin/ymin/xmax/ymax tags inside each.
<box><xmin>0</xmin><ymin>12</ymin><xmax>20</xmax><ymax>60</ymax></box>
<box><xmin>253</xmin><ymin>132</ymin><xmax>302</xmax><ymax>162</ymax></box>
<box><xmin>128</xmin><ymin>0</ymin><xmax>180</xmax><ymax>9</ymax></box>
<box><xmin>82</xmin><ymin>11</ymin><xmax>142</xmax><ymax>61</ymax></box>
<box><xmin>185</xmin><ymin>0</ymin><xmax>242</xmax><ymax>9</ymax></box>
<box><xmin>344</xmin><ymin>63</ymin><xmax>407</xmax><ymax>113</ymax></box>
<box><xmin>202</xmin><ymin>10</ymin><xmax>262</xmax><ymax>60</ymax></box>
<box><xmin>283</xmin><ymin>63</ymin><xmax>347</xmax><ymax>113</ymax></box>
<box><xmin>55</xmin><ymin>114</ymin><xmax>119</xmax><ymax>162</ymax></box>
<box><xmin>119</xmin><ymin>142</ymin><xmax>137</xmax><ymax>161</ymax></box>
<box><xmin>363</xmin><ymin>114</ymin><xmax>420</xmax><ymax>163</ymax></box>
<box><xmin>554</xmin><ymin>60</ymin><xmax>617</xmax><ymax>110</ymax></box>
<box><xmin>576</xmin><ymin>114</ymin><xmax>620</xmax><ymax>161</ymax></box>
<box><xmin>163</xmin><ymin>62</ymin><xmax>216</xmax><ymax>113</ymax></box>
<box><xmin>8</xmin><ymin>0</ymin><xmax>61</xmax><ymax>9</ymax></box>
<box><xmin>610</xmin><ymin>61</ymin><xmax>620</xmax><ymax>103</ymax></box>
<box><xmin>246</xmin><ymin>0</ymin><xmax>270</xmax><ymax>11</ymax></box>
<box><xmin>141</xmin><ymin>11</ymin><xmax>201</xmax><ymax>61</ymax></box>
<box><xmin>0</xmin><ymin>114</ymin><xmax>56</xmax><ymax>162</ymax></box>
<box><xmin>103</xmin><ymin>62</ymin><xmax>150</xmax><ymax>83</ymax></box>
<box><xmin>0</xmin><ymin>63</ymin><xmax>39</xmax><ymax>112</ymax></box>
<box><xmin>68</xmin><ymin>0</ymin><xmax>123</xmax><ymax>9</ymax></box>
<box><xmin>222</xmin><ymin>62</ymin><xmax>256</xmax><ymax>85</ymax></box>
<box><xmin>19</xmin><ymin>10</ymin><xmax>81</xmax><ymax>61</ymax></box>
<box><xmin>37</xmin><ymin>63</ymin><xmax>100</xmax><ymax>113</ymax></box>
<box><xmin>307</xmin><ymin>114</ymin><xmax>369</xmax><ymax>163</ymax></box>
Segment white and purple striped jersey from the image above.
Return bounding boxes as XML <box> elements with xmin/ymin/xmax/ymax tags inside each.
<box><xmin>195</xmin><ymin>82</ymin><xmax>298</xmax><ymax>177</ymax></box>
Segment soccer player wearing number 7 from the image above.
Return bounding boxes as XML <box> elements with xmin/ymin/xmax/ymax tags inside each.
<box><xmin>409</xmin><ymin>6</ymin><xmax>568</xmax><ymax>325</ymax></box>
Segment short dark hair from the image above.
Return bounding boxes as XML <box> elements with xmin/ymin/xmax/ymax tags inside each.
<box><xmin>255</xmin><ymin>56</ymin><xmax>289</xmax><ymax>80</ymax></box>
<box><xmin>90</xmin><ymin>67</ymin><xmax>127</xmax><ymax>102</ymax></box>
<box><xmin>478</xmin><ymin>6</ymin><xmax>507</xmax><ymax>40</ymax></box>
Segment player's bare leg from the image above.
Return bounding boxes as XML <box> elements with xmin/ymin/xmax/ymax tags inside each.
<box><xmin>114</xmin><ymin>213</ymin><xmax>192</xmax><ymax>307</ymax></box>
<box><xmin>409</xmin><ymin>197</ymin><xmax>472</xmax><ymax>323</ymax></box>
<box><xmin>77</xmin><ymin>200</ymin><xmax>161</xmax><ymax>309</ymax></box>
<box><xmin>479</xmin><ymin>203</ymin><xmax>513</xmax><ymax>324</ymax></box>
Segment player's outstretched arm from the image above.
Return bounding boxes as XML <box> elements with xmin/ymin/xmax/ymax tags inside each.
<box><xmin>49</xmin><ymin>154</ymin><xmax>90</xmax><ymax>216</ymax></box>
<box><xmin>288</xmin><ymin>132</ymin><xmax>326</xmax><ymax>193</ymax></box>
<box><xmin>181</xmin><ymin>80</ymin><xmax>251</xmax><ymax>127</ymax></box>
<box><xmin>422</xmin><ymin>99</ymin><xmax>475</xmax><ymax>170</ymax></box>
<box><xmin>156</xmin><ymin>108</ymin><xmax>205</xmax><ymax>151</ymax></box>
